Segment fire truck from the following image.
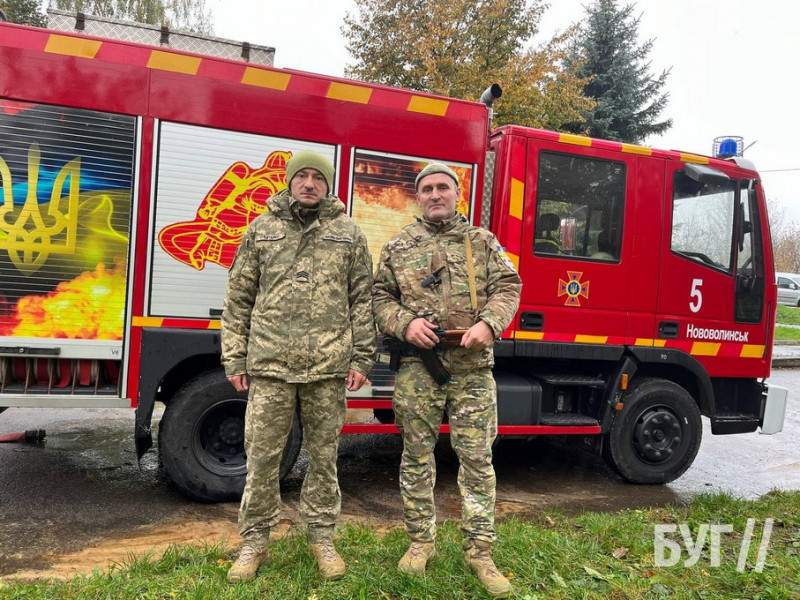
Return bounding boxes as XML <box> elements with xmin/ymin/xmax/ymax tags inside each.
<box><xmin>0</xmin><ymin>15</ymin><xmax>787</xmax><ymax>502</ymax></box>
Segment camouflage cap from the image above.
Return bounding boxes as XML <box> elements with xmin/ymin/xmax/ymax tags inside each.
<box><xmin>415</xmin><ymin>162</ymin><xmax>460</xmax><ymax>191</ymax></box>
<box><xmin>286</xmin><ymin>150</ymin><xmax>335</xmax><ymax>193</ymax></box>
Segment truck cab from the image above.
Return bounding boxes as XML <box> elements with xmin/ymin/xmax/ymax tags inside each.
<box><xmin>484</xmin><ymin>125</ymin><xmax>782</xmax><ymax>483</ymax></box>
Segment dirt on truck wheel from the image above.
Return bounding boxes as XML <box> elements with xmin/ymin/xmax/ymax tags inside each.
<box><xmin>158</xmin><ymin>369</ymin><xmax>302</xmax><ymax>502</ymax></box>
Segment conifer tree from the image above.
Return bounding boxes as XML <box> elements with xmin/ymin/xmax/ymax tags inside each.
<box><xmin>565</xmin><ymin>0</ymin><xmax>671</xmax><ymax>143</ymax></box>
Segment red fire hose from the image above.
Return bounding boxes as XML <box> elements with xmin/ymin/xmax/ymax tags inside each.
<box><xmin>0</xmin><ymin>429</ymin><xmax>46</xmax><ymax>443</ymax></box>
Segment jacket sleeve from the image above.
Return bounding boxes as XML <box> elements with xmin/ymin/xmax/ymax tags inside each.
<box><xmin>221</xmin><ymin>224</ymin><xmax>260</xmax><ymax>376</ymax></box>
<box><xmin>477</xmin><ymin>232</ymin><xmax>522</xmax><ymax>337</ymax></box>
<box><xmin>372</xmin><ymin>242</ymin><xmax>418</xmax><ymax>339</ymax></box>
<box><xmin>348</xmin><ymin>229</ymin><xmax>377</xmax><ymax>376</ymax></box>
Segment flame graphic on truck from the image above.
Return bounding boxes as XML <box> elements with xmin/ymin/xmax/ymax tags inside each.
<box><xmin>0</xmin><ymin>262</ymin><xmax>126</xmax><ymax>339</ymax></box>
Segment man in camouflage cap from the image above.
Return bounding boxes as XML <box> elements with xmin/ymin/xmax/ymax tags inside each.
<box><xmin>222</xmin><ymin>149</ymin><xmax>376</xmax><ymax>583</ymax></box>
<box><xmin>373</xmin><ymin>162</ymin><xmax>521</xmax><ymax>597</ymax></box>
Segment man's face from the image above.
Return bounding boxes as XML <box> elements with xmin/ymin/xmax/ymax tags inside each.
<box><xmin>416</xmin><ymin>173</ymin><xmax>459</xmax><ymax>222</ymax></box>
<box><xmin>290</xmin><ymin>168</ymin><xmax>327</xmax><ymax>206</ymax></box>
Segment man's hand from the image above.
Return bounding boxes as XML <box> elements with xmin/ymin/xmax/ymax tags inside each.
<box><xmin>227</xmin><ymin>374</ymin><xmax>249</xmax><ymax>392</ymax></box>
<box><xmin>346</xmin><ymin>369</ymin><xmax>369</xmax><ymax>391</ymax></box>
<box><xmin>404</xmin><ymin>317</ymin><xmax>440</xmax><ymax>349</ymax></box>
<box><xmin>461</xmin><ymin>320</ymin><xmax>495</xmax><ymax>350</ymax></box>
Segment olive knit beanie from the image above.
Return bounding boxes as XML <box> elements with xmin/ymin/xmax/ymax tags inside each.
<box><xmin>415</xmin><ymin>162</ymin><xmax>460</xmax><ymax>191</ymax></box>
<box><xmin>286</xmin><ymin>150</ymin><xmax>335</xmax><ymax>193</ymax></box>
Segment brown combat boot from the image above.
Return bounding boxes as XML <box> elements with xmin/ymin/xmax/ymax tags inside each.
<box><xmin>464</xmin><ymin>540</ymin><xmax>511</xmax><ymax>598</ymax></box>
<box><xmin>397</xmin><ymin>541</ymin><xmax>436</xmax><ymax>576</ymax></box>
<box><xmin>309</xmin><ymin>541</ymin><xmax>347</xmax><ymax>580</ymax></box>
<box><xmin>227</xmin><ymin>544</ymin><xmax>269</xmax><ymax>583</ymax></box>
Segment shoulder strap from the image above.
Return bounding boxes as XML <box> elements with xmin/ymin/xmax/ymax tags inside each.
<box><xmin>464</xmin><ymin>232</ymin><xmax>478</xmax><ymax>311</ymax></box>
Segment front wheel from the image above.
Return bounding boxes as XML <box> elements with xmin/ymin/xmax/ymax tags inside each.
<box><xmin>603</xmin><ymin>377</ymin><xmax>701</xmax><ymax>484</ymax></box>
<box><xmin>159</xmin><ymin>370</ymin><xmax>302</xmax><ymax>502</ymax></box>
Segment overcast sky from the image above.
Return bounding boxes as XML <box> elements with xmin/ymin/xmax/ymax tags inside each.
<box><xmin>205</xmin><ymin>0</ymin><xmax>800</xmax><ymax>224</ymax></box>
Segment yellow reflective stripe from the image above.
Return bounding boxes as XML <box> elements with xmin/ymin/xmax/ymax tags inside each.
<box><xmin>147</xmin><ymin>50</ymin><xmax>201</xmax><ymax>74</ymax></box>
<box><xmin>740</xmin><ymin>344</ymin><xmax>765</xmax><ymax>358</ymax></box>
<box><xmin>242</xmin><ymin>67</ymin><xmax>291</xmax><ymax>90</ymax></box>
<box><xmin>407</xmin><ymin>96</ymin><xmax>449</xmax><ymax>116</ymax></box>
<box><xmin>690</xmin><ymin>342</ymin><xmax>720</xmax><ymax>356</ymax></box>
<box><xmin>559</xmin><ymin>133</ymin><xmax>592</xmax><ymax>147</ymax></box>
<box><xmin>515</xmin><ymin>331</ymin><xmax>545</xmax><ymax>340</ymax></box>
<box><xmin>621</xmin><ymin>143</ymin><xmax>652</xmax><ymax>156</ymax></box>
<box><xmin>45</xmin><ymin>34</ymin><xmax>101</xmax><ymax>58</ymax></box>
<box><xmin>207</xmin><ymin>321</ymin><xmax>221</xmax><ymax>330</ymax></box>
<box><xmin>327</xmin><ymin>82</ymin><xmax>372</xmax><ymax>104</ymax></box>
<box><xmin>509</xmin><ymin>177</ymin><xmax>524</xmax><ymax>220</ymax></box>
<box><xmin>680</xmin><ymin>153</ymin><xmax>710</xmax><ymax>164</ymax></box>
<box><xmin>132</xmin><ymin>316</ymin><xmax>164</xmax><ymax>327</ymax></box>
<box><xmin>575</xmin><ymin>335</ymin><xmax>608</xmax><ymax>344</ymax></box>
<box><xmin>505</xmin><ymin>250</ymin><xmax>519</xmax><ymax>270</ymax></box>
<box><xmin>634</xmin><ymin>338</ymin><xmax>654</xmax><ymax>346</ymax></box>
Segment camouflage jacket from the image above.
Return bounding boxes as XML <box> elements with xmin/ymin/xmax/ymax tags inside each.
<box><xmin>221</xmin><ymin>189</ymin><xmax>376</xmax><ymax>382</ymax></box>
<box><xmin>373</xmin><ymin>213</ymin><xmax>521</xmax><ymax>370</ymax></box>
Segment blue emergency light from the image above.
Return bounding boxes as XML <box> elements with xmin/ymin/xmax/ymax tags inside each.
<box><xmin>713</xmin><ymin>136</ymin><xmax>744</xmax><ymax>158</ymax></box>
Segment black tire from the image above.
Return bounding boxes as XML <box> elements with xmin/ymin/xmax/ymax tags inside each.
<box><xmin>603</xmin><ymin>377</ymin><xmax>701</xmax><ymax>484</ymax></box>
<box><xmin>159</xmin><ymin>369</ymin><xmax>302</xmax><ymax>502</ymax></box>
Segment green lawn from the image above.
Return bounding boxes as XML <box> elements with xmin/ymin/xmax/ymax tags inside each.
<box><xmin>776</xmin><ymin>305</ymin><xmax>800</xmax><ymax>326</ymax></box>
<box><xmin>3</xmin><ymin>491</ymin><xmax>798</xmax><ymax>600</ymax></box>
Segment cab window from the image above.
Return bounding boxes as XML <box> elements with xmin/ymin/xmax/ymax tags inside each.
<box><xmin>671</xmin><ymin>169</ymin><xmax>736</xmax><ymax>272</ymax></box>
<box><xmin>534</xmin><ymin>152</ymin><xmax>625</xmax><ymax>262</ymax></box>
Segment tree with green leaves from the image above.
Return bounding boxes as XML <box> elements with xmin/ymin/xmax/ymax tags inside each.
<box><xmin>49</xmin><ymin>0</ymin><xmax>212</xmax><ymax>34</ymax></box>
<box><xmin>564</xmin><ymin>0</ymin><xmax>671</xmax><ymax>144</ymax></box>
<box><xmin>0</xmin><ymin>0</ymin><xmax>47</xmax><ymax>26</ymax></box>
<box><xmin>342</xmin><ymin>0</ymin><xmax>594</xmax><ymax>131</ymax></box>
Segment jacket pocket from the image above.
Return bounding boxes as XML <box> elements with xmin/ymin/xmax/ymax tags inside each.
<box><xmin>255</xmin><ymin>233</ymin><xmax>286</xmax><ymax>269</ymax></box>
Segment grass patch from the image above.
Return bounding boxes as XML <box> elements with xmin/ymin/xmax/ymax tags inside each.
<box><xmin>775</xmin><ymin>305</ymin><xmax>800</xmax><ymax>325</ymax></box>
<box><xmin>773</xmin><ymin>325</ymin><xmax>800</xmax><ymax>341</ymax></box>
<box><xmin>2</xmin><ymin>491</ymin><xmax>799</xmax><ymax>599</ymax></box>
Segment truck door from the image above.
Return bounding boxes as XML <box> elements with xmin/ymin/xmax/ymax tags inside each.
<box><xmin>655</xmin><ymin>162</ymin><xmax>769</xmax><ymax>378</ymax></box>
<box><xmin>515</xmin><ymin>138</ymin><xmax>662</xmax><ymax>344</ymax></box>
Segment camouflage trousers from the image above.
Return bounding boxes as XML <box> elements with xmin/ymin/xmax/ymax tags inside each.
<box><xmin>238</xmin><ymin>376</ymin><xmax>346</xmax><ymax>548</ymax></box>
<box><xmin>393</xmin><ymin>362</ymin><xmax>498</xmax><ymax>544</ymax></box>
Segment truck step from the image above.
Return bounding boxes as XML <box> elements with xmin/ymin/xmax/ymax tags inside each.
<box><xmin>536</xmin><ymin>374</ymin><xmax>605</xmax><ymax>388</ymax></box>
<box><xmin>539</xmin><ymin>413</ymin><xmax>600</xmax><ymax>427</ymax></box>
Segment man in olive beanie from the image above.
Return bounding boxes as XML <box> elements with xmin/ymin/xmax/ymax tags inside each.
<box><xmin>285</xmin><ymin>150</ymin><xmax>336</xmax><ymax>195</ymax></box>
<box><xmin>222</xmin><ymin>149</ymin><xmax>376</xmax><ymax>583</ymax></box>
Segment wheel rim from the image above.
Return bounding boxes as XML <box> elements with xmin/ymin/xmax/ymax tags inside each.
<box><xmin>630</xmin><ymin>405</ymin><xmax>684</xmax><ymax>464</ymax></box>
<box><xmin>191</xmin><ymin>398</ymin><xmax>247</xmax><ymax>477</ymax></box>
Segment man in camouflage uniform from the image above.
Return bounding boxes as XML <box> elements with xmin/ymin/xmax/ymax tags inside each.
<box><xmin>221</xmin><ymin>150</ymin><xmax>376</xmax><ymax>583</ymax></box>
<box><xmin>373</xmin><ymin>163</ymin><xmax>521</xmax><ymax>598</ymax></box>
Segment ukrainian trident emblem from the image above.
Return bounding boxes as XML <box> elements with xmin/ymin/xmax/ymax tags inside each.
<box><xmin>0</xmin><ymin>143</ymin><xmax>80</xmax><ymax>275</ymax></box>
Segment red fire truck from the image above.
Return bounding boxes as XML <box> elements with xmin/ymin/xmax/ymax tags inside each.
<box><xmin>0</xmin><ymin>16</ymin><xmax>787</xmax><ymax>502</ymax></box>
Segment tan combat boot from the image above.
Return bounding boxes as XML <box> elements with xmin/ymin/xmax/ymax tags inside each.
<box><xmin>227</xmin><ymin>544</ymin><xmax>269</xmax><ymax>583</ymax></box>
<box><xmin>397</xmin><ymin>541</ymin><xmax>436</xmax><ymax>576</ymax></box>
<box><xmin>464</xmin><ymin>540</ymin><xmax>511</xmax><ymax>598</ymax></box>
<box><xmin>309</xmin><ymin>541</ymin><xmax>347</xmax><ymax>580</ymax></box>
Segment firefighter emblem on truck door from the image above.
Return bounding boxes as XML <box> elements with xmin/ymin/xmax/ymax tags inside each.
<box><xmin>558</xmin><ymin>271</ymin><xmax>590</xmax><ymax>306</ymax></box>
<box><xmin>158</xmin><ymin>150</ymin><xmax>292</xmax><ymax>270</ymax></box>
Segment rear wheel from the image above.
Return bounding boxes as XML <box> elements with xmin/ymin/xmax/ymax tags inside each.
<box><xmin>603</xmin><ymin>377</ymin><xmax>701</xmax><ymax>484</ymax></box>
<box><xmin>159</xmin><ymin>369</ymin><xmax>302</xmax><ymax>502</ymax></box>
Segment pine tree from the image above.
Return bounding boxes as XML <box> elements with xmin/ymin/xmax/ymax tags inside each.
<box><xmin>565</xmin><ymin>0</ymin><xmax>671</xmax><ymax>143</ymax></box>
<box><xmin>1</xmin><ymin>0</ymin><xmax>47</xmax><ymax>26</ymax></box>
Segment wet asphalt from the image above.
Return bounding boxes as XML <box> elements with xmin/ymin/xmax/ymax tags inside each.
<box><xmin>1</xmin><ymin>368</ymin><xmax>798</xmax><ymax>577</ymax></box>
